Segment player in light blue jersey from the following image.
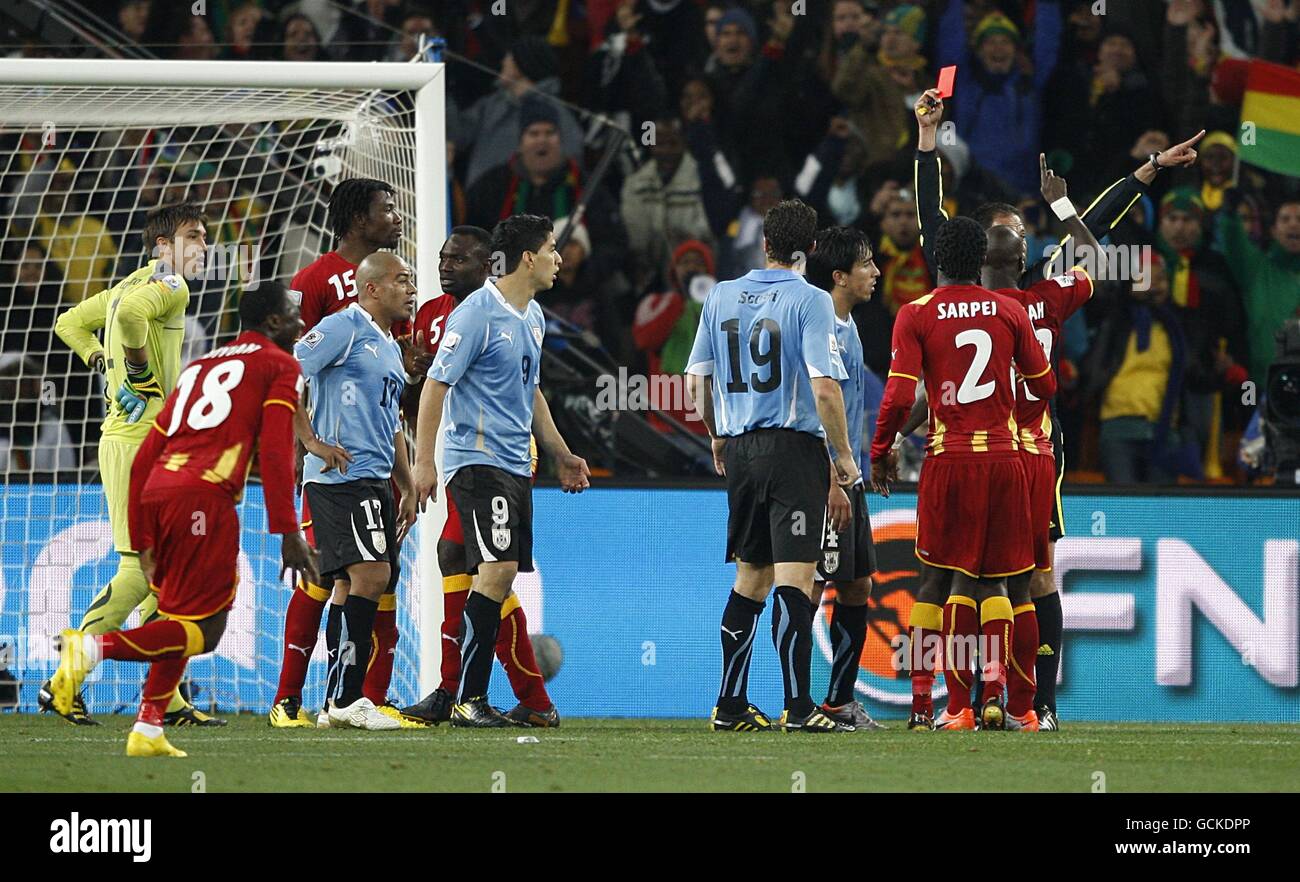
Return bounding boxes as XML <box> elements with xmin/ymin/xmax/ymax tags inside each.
<box><xmin>413</xmin><ymin>214</ymin><xmax>590</xmax><ymax>728</ymax></box>
<box><xmin>805</xmin><ymin>226</ymin><xmax>886</xmax><ymax>731</ymax></box>
<box><xmin>293</xmin><ymin>251</ymin><xmax>419</xmax><ymax>731</ymax></box>
<box><xmin>685</xmin><ymin>198</ymin><xmax>861</xmax><ymax>734</ymax></box>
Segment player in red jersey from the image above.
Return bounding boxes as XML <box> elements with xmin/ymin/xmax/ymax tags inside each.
<box><xmin>49</xmin><ymin>283</ymin><xmax>319</xmax><ymax>757</ymax></box>
<box><xmin>401</xmin><ymin>227</ymin><xmax>560</xmax><ymax>728</ymax></box>
<box><xmin>870</xmin><ymin>217</ymin><xmax>1055</xmax><ymax>732</ymax></box>
<box><xmin>981</xmin><ymin>159</ymin><xmax>1105</xmax><ymax>731</ymax></box>
<box><xmin>271</xmin><ymin>178</ymin><xmax>426</xmax><ymax>728</ymax></box>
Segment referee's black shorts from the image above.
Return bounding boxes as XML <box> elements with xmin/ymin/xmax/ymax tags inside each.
<box><xmin>724</xmin><ymin>428</ymin><xmax>829</xmax><ymax>566</ymax></box>
<box><xmin>1049</xmin><ymin>415</ymin><xmax>1066</xmax><ymax>542</ymax></box>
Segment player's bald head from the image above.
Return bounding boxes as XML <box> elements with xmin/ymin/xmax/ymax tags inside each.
<box><xmin>984</xmin><ymin>223</ymin><xmax>1024</xmax><ymax>270</ymax></box>
<box><xmin>356</xmin><ymin>251</ymin><xmax>409</xmax><ymax>286</ymax></box>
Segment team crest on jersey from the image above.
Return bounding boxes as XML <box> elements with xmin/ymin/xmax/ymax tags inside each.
<box><xmin>442</xmin><ymin>330</ymin><xmax>461</xmax><ymax>353</ymax></box>
<box><xmin>829</xmin><ymin>333</ymin><xmax>840</xmax><ymax>354</ymax></box>
<box><xmin>372</xmin><ymin>531</ymin><xmax>387</xmax><ymax>555</ymax></box>
<box><xmin>1050</xmin><ymin>273</ymin><xmax>1074</xmax><ymax>288</ymax></box>
<box><xmin>531</xmin><ymin>324</ymin><xmax>543</xmax><ymax>347</ymax></box>
<box><xmin>153</xmin><ymin>273</ymin><xmax>183</xmax><ymax>291</ymax></box>
<box><xmin>823</xmin><ymin>551</ymin><xmax>839</xmax><ymax>573</ymax></box>
<box><xmin>301</xmin><ymin>329</ymin><xmax>324</xmax><ymax>349</ymax></box>
<box><xmin>288</xmin><ymin>289</ymin><xmax>303</xmax><ymax>305</ymax></box>
<box><xmin>492</xmin><ymin>525</ymin><xmax>510</xmax><ymax>551</ymax></box>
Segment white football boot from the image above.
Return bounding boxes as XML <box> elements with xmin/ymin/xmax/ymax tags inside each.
<box><xmin>327</xmin><ymin>697</ymin><xmax>401</xmax><ymax>731</ymax></box>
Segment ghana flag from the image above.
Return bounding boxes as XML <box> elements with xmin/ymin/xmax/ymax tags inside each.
<box><xmin>1239</xmin><ymin>60</ymin><xmax>1300</xmax><ymax>176</ymax></box>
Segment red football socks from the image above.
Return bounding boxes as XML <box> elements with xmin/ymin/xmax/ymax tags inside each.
<box><xmin>908</xmin><ymin>601</ymin><xmax>943</xmax><ymax>717</ymax></box>
<box><xmin>362</xmin><ymin>604</ymin><xmax>399</xmax><ymax>705</ymax></box>
<box><xmin>138</xmin><ymin>657</ymin><xmax>188</xmax><ymax>726</ymax></box>
<box><xmin>438</xmin><ymin>579</ymin><xmax>470</xmax><ymax>692</ymax></box>
<box><xmin>979</xmin><ymin>596</ymin><xmax>1014</xmax><ymax>706</ymax></box>
<box><xmin>102</xmin><ymin>619</ymin><xmax>191</xmax><ymax>662</ymax></box>
<box><xmin>275</xmin><ymin>580</ymin><xmax>327</xmax><ymax>703</ymax></box>
<box><xmin>943</xmin><ymin>596</ymin><xmax>979</xmax><ymax>713</ymax></box>
<box><xmin>1008</xmin><ymin>603</ymin><xmax>1039</xmax><ymax>716</ymax></box>
<box><xmin>496</xmin><ymin>603</ymin><xmax>551</xmax><ymax>711</ymax></box>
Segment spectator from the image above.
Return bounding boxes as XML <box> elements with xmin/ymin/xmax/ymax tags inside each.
<box><xmin>452</xmin><ymin>35</ymin><xmax>585</xmax><ymax>190</ymax></box>
<box><xmin>937</xmin><ymin>1</ymin><xmax>1064</xmax><ymax>196</ymax></box>
<box><xmin>702</xmin><ymin>6</ymin><xmax>800</xmax><ymax>183</ymax></box>
<box><xmin>1075</xmin><ymin>27</ymin><xmax>1164</xmax><ymax>195</ymax></box>
<box><xmin>1154</xmin><ymin>188</ymin><xmax>1250</xmax><ymax>476</ymax></box>
<box><xmin>140</xmin><ymin>3</ymin><xmax>218</xmax><ymax>61</ymax></box>
<box><xmin>1</xmin><ymin>241</ymin><xmax>62</xmax><ymax>358</ymax></box>
<box><xmin>584</xmin><ymin>3</ymin><xmax>671</xmax><ymax>137</ymax></box>
<box><xmin>833</xmin><ymin>3</ymin><xmax>927</xmax><ymax>173</ymax></box>
<box><xmin>1216</xmin><ymin>195</ymin><xmax>1300</xmax><ymax>387</ymax></box>
<box><xmin>620</xmin><ymin>116</ymin><xmax>712</xmax><ymax>293</ymax></box>
<box><xmin>793</xmin><ymin>117</ymin><xmax>870</xmax><ymax>229</ymax></box>
<box><xmin>117</xmin><ymin>0</ymin><xmax>151</xmax><ymax>43</ymax></box>
<box><xmin>1085</xmin><ymin>254</ymin><xmax>1199</xmax><ymax>484</ymax></box>
<box><xmin>608</xmin><ymin>0</ymin><xmax>710</xmax><ymax>103</ymax></box>
<box><xmin>466</xmin><ymin>96</ymin><xmax>628</xmax><ymax>287</ymax></box>
<box><xmin>540</xmin><ymin>216</ymin><xmax>598</xmax><ymax>331</ymax></box>
<box><xmin>817</xmin><ymin>0</ymin><xmax>883</xmax><ymax>83</ymax></box>
<box><xmin>0</xmin><ymin>353</ymin><xmax>77</xmax><ymax>474</ymax></box>
<box><xmin>679</xmin><ymin>76</ymin><xmax>742</xmax><ymax>240</ymax></box>
<box><xmin>221</xmin><ymin>2</ymin><xmax>264</xmax><ymax>61</ymax></box>
<box><xmin>385</xmin><ymin>8</ymin><xmax>438</xmax><ymax>62</ymax></box>
<box><xmin>33</xmin><ymin>166</ymin><xmax>117</xmax><ymax>303</ymax></box>
<box><xmin>282</xmin><ymin>14</ymin><xmax>327</xmax><ymax>63</ymax></box>
<box><xmin>719</xmin><ymin>174</ymin><xmax>782</xmax><ymax>279</ymax></box>
<box><xmin>330</xmin><ymin>0</ymin><xmax>405</xmax><ymax>61</ymax></box>
<box><xmin>858</xmin><ymin>183</ymin><xmax>931</xmax><ymax>376</ymax></box>
<box><xmin>632</xmin><ymin>239</ymin><xmax>714</xmax><ymax>435</ymax></box>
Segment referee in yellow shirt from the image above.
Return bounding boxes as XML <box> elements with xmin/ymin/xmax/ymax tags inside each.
<box><xmin>44</xmin><ymin>201</ymin><xmax>224</xmax><ymax>727</ymax></box>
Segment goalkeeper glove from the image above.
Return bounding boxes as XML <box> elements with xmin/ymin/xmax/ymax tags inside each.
<box><xmin>115</xmin><ymin>360</ymin><xmax>164</xmax><ymax>423</ymax></box>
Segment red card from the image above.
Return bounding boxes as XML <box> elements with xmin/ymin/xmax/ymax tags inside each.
<box><xmin>937</xmin><ymin>65</ymin><xmax>957</xmax><ymax>99</ymax></box>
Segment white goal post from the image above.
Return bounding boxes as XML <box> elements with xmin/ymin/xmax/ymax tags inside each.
<box><xmin>0</xmin><ymin>58</ymin><xmax>447</xmax><ymax>712</ymax></box>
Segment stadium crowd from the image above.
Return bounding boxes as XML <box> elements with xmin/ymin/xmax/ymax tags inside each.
<box><xmin>3</xmin><ymin>0</ymin><xmax>1300</xmax><ymax>484</ymax></box>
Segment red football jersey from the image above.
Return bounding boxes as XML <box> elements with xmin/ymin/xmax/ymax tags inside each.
<box><xmin>998</xmin><ymin>269</ymin><xmax>1093</xmax><ymax>455</ymax></box>
<box><xmin>128</xmin><ymin>330</ymin><xmax>303</xmax><ymax>545</ymax></box>
<box><xmin>411</xmin><ymin>292</ymin><xmax>458</xmax><ymax>355</ymax></box>
<box><xmin>871</xmin><ymin>285</ymin><xmax>1056</xmax><ymax>462</ymax></box>
<box><xmin>292</xmin><ymin>250</ymin><xmax>413</xmax><ymax>336</ymax></box>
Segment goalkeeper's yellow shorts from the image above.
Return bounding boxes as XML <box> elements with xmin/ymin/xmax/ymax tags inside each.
<box><xmin>99</xmin><ymin>436</ymin><xmax>140</xmax><ymax>553</ymax></box>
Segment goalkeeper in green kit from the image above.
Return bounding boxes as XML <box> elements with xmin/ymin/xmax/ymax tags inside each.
<box><xmin>44</xmin><ymin>201</ymin><xmax>225</xmax><ymax>727</ymax></box>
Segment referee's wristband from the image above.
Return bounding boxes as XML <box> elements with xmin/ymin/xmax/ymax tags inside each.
<box><xmin>1050</xmin><ymin>196</ymin><xmax>1077</xmax><ymax>221</ymax></box>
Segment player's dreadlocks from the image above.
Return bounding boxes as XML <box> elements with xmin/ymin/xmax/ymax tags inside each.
<box><xmin>972</xmin><ymin>201</ymin><xmax>1022</xmax><ymax>231</ymax></box>
<box><xmin>327</xmin><ymin>178</ymin><xmax>395</xmax><ymax>246</ymax></box>
<box><xmin>807</xmin><ymin>226</ymin><xmax>870</xmax><ymax>292</ymax></box>
<box><xmin>762</xmin><ymin>198</ymin><xmax>818</xmax><ymax>266</ymax></box>
<box><xmin>934</xmin><ymin>216</ymin><xmax>987</xmax><ymax>283</ymax></box>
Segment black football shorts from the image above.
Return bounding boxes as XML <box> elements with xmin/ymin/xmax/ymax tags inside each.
<box><xmin>817</xmin><ymin>482</ymin><xmax>877</xmax><ymax>583</ymax></box>
<box><xmin>305</xmin><ymin>478</ymin><xmax>400</xmax><ymax>589</ymax></box>
<box><xmin>724</xmin><ymin>428</ymin><xmax>830</xmax><ymax>566</ymax></box>
<box><xmin>447</xmin><ymin>465</ymin><xmax>534</xmax><ymax>575</ymax></box>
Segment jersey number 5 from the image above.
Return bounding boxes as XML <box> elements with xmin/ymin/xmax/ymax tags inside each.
<box><xmin>722</xmin><ymin>318</ymin><xmax>782</xmax><ymax>394</ymax></box>
<box><xmin>165</xmin><ymin>361</ymin><xmax>245</xmax><ymax>434</ymax></box>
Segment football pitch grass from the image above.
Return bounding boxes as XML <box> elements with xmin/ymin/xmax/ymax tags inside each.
<box><xmin>2</xmin><ymin>715</ymin><xmax>1299</xmax><ymax>793</ymax></box>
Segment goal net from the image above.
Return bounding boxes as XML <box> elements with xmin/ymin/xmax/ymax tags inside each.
<box><xmin>0</xmin><ymin>60</ymin><xmax>446</xmax><ymax>715</ymax></box>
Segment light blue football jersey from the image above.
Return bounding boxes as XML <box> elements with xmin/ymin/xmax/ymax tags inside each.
<box><xmin>833</xmin><ymin>314</ymin><xmax>869</xmax><ymax>474</ymax></box>
<box><xmin>295</xmin><ymin>303</ymin><xmax>405</xmax><ymax>484</ymax></box>
<box><xmin>428</xmin><ymin>280</ymin><xmax>544</xmax><ymax>481</ymax></box>
<box><xmin>685</xmin><ymin>268</ymin><xmax>846</xmax><ymax>438</ymax></box>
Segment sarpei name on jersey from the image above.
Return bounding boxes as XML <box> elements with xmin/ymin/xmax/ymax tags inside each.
<box><xmin>936</xmin><ymin>300</ymin><xmax>999</xmax><ymax>320</ymax></box>
<box><xmin>203</xmin><ymin>342</ymin><xmax>263</xmax><ymax>359</ymax></box>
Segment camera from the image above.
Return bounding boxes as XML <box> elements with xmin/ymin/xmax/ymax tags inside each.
<box><xmin>1263</xmin><ymin>318</ymin><xmax>1300</xmax><ymax>485</ymax></box>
